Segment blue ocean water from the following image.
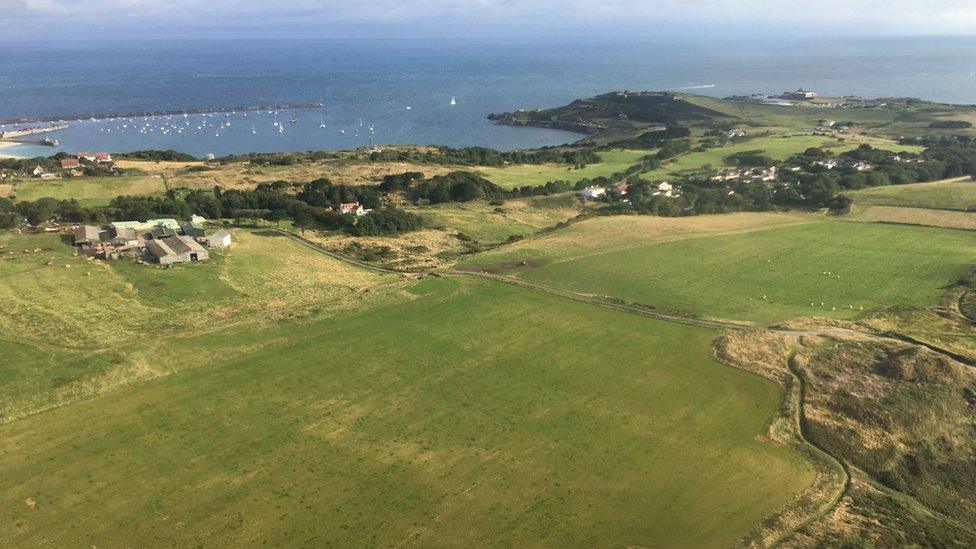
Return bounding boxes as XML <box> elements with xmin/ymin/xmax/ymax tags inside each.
<box><xmin>3</xmin><ymin>36</ymin><xmax>976</xmax><ymax>157</ymax></box>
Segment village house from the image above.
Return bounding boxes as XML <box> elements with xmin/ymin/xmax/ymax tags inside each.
<box><xmin>76</xmin><ymin>151</ymin><xmax>112</xmax><ymax>163</ymax></box>
<box><xmin>32</xmin><ymin>165</ymin><xmax>46</xmax><ymax>177</ymax></box>
<box><xmin>652</xmin><ymin>181</ymin><xmax>676</xmax><ymax>198</ymax></box>
<box><xmin>39</xmin><ymin>172</ymin><xmax>60</xmax><ymax>180</ymax></box>
<box><xmin>207</xmin><ymin>229</ymin><xmax>232</xmax><ymax>248</ymax></box>
<box><xmin>780</xmin><ymin>89</ymin><xmax>819</xmax><ymax>101</ymax></box>
<box><xmin>145</xmin><ymin>235</ymin><xmax>209</xmax><ymax>265</ymax></box>
<box><xmin>577</xmin><ymin>186</ymin><xmax>606</xmax><ymax>199</ymax></box>
<box><xmin>852</xmin><ymin>161</ymin><xmax>874</xmax><ymax>172</ymax></box>
<box><xmin>813</xmin><ymin>159</ymin><xmax>839</xmax><ymax>170</ymax></box>
<box><xmin>339</xmin><ymin>202</ymin><xmax>367</xmax><ymax>216</ymax></box>
<box><xmin>60</xmin><ymin>158</ymin><xmax>80</xmax><ymax>170</ymax></box>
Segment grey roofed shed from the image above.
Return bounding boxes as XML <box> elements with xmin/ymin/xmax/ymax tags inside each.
<box><xmin>73</xmin><ymin>225</ymin><xmax>101</xmax><ymax>246</ymax></box>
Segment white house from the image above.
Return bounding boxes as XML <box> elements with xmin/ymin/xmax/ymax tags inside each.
<box><xmin>32</xmin><ymin>165</ymin><xmax>46</xmax><ymax>176</ymax></box>
<box><xmin>577</xmin><ymin>186</ymin><xmax>606</xmax><ymax>199</ymax></box>
<box><xmin>651</xmin><ymin>181</ymin><xmax>677</xmax><ymax>198</ymax></box>
<box><xmin>207</xmin><ymin>229</ymin><xmax>232</xmax><ymax>248</ymax></box>
<box><xmin>340</xmin><ymin>202</ymin><xmax>367</xmax><ymax>216</ymax></box>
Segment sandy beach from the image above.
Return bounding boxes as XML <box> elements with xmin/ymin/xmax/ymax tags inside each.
<box><xmin>0</xmin><ymin>140</ymin><xmax>26</xmax><ymax>159</ymax></box>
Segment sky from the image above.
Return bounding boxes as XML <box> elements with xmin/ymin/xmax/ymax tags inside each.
<box><xmin>2</xmin><ymin>0</ymin><xmax>976</xmax><ymax>40</ymax></box>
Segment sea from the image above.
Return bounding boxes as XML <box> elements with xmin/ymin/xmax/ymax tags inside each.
<box><xmin>3</xmin><ymin>35</ymin><xmax>976</xmax><ymax>158</ymax></box>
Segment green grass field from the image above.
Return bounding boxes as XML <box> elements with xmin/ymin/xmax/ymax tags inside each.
<box><xmin>469</xmin><ymin>219</ymin><xmax>976</xmax><ymax>324</ymax></box>
<box><xmin>11</xmin><ymin>175</ymin><xmax>169</xmax><ymax>206</ymax></box>
<box><xmin>847</xmin><ymin>177</ymin><xmax>976</xmax><ymax>211</ymax></box>
<box><xmin>0</xmin><ymin>230</ymin><xmax>391</xmax><ymax>422</ymax></box>
<box><xmin>476</xmin><ymin>149</ymin><xmax>651</xmax><ymax>189</ymax></box>
<box><xmin>0</xmin><ymin>275</ymin><xmax>813</xmax><ymax>547</ymax></box>
<box><xmin>641</xmin><ymin>134</ymin><xmax>921</xmax><ymax>180</ymax></box>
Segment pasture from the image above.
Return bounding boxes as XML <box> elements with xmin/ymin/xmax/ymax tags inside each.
<box><xmin>11</xmin><ymin>175</ymin><xmax>169</xmax><ymax>207</ymax></box>
<box><xmin>641</xmin><ymin>134</ymin><xmax>920</xmax><ymax>180</ymax></box>
<box><xmin>0</xmin><ymin>230</ymin><xmax>391</xmax><ymax>421</ymax></box>
<box><xmin>473</xmin><ymin>219</ymin><xmax>976</xmax><ymax>324</ymax></box>
<box><xmin>476</xmin><ymin>149</ymin><xmax>651</xmax><ymax>189</ymax></box>
<box><xmin>846</xmin><ymin>177</ymin><xmax>976</xmax><ymax>211</ymax></box>
<box><xmin>0</xmin><ymin>276</ymin><xmax>813</xmax><ymax>547</ymax></box>
<box><xmin>848</xmin><ymin>204</ymin><xmax>976</xmax><ymax>231</ymax></box>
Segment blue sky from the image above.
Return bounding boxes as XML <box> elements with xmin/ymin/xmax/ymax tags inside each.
<box><xmin>2</xmin><ymin>0</ymin><xmax>976</xmax><ymax>40</ymax></box>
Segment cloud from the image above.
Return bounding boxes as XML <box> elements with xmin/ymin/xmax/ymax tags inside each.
<box><xmin>3</xmin><ymin>0</ymin><xmax>976</xmax><ymax>38</ymax></box>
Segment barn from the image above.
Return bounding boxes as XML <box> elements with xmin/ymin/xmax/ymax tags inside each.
<box><xmin>145</xmin><ymin>235</ymin><xmax>210</xmax><ymax>265</ymax></box>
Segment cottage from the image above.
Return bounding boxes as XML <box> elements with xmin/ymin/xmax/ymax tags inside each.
<box><xmin>577</xmin><ymin>186</ymin><xmax>606</xmax><ymax>199</ymax></box>
<box><xmin>145</xmin><ymin>235</ymin><xmax>209</xmax><ymax>265</ymax></box>
<box><xmin>180</xmin><ymin>221</ymin><xmax>206</xmax><ymax>237</ymax></box>
<box><xmin>32</xmin><ymin>165</ymin><xmax>46</xmax><ymax>176</ymax></box>
<box><xmin>60</xmin><ymin>158</ymin><xmax>80</xmax><ymax>170</ymax></box>
<box><xmin>76</xmin><ymin>151</ymin><xmax>97</xmax><ymax>162</ymax></box>
<box><xmin>95</xmin><ymin>153</ymin><xmax>112</xmax><ymax>163</ymax></box>
<box><xmin>39</xmin><ymin>173</ymin><xmax>60</xmax><ymax>180</ymax></box>
<box><xmin>73</xmin><ymin>225</ymin><xmax>102</xmax><ymax>247</ymax></box>
<box><xmin>207</xmin><ymin>229</ymin><xmax>232</xmax><ymax>248</ymax></box>
<box><xmin>339</xmin><ymin>202</ymin><xmax>366</xmax><ymax>216</ymax></box>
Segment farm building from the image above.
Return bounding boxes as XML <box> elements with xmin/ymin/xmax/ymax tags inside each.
<box><xmin>180</xmin><ymin>221</ymin><xmax>206</xmax><ymax>237</ymax></box>
<box><xmin>110</xmin><ymin>218</ymin><xmax>180</xmax><ymax>232</ymax></box>
<box><xmin>578</xmin><ymin>187</ymin><xmax>606</xmax><ymax>199</ymax></box>
<box><xmin>207</xmin><ymin>229</ymin><xmax>232</xmax><ymax>248</ymax></box>
<box><xmin>145</xmin><ymin>236</ymin><xmax>209</xmax><ymax>265</ymax></box>
<box><xmin>73</xmin><ymin>225</ymin><xmax>103</xmax><ymax>247</ymax></box>
<box><xmin>109</xmin><ymin>226</ymin><xmax>138</xmax><ymax>247</ymax></box>
<box><xmin>150</xmin><ymin>226</ymin><xmax>177</xmax><ymax>239</ymax></box>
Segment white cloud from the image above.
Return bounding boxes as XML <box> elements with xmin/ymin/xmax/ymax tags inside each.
<box><xmin>4</xmin><ymin>0</ymin><xmax>976</xmax><ymax>38</ymax></box>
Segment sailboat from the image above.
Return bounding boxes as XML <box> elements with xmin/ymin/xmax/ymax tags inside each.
<box><xmin>319</xmin><ymin>114</ymin><xmax>326</xmax><ymax>128</ymax></box>
<box><xmin>288</xmin><ymin>114</ymin><xmax>299</xmax><ymax>123</ymax></box>
<box><xmin>278</xmin><ymin>121</ymin><xmax>284</xmax><ymax>134</ymax></box>
<box><xmin>273</xmin><ymin>111</ymin><xmax>280</xmax><ymax>128</ymax></box>
<box><xmin>450</xmin><ymin>96</ymin><xmax>457</xmax><ymax>106</ymax></box>
<box><xmin>251</xmin><ymin>124</ymin><xmax>257</xmax><ymax>134</ymax></box>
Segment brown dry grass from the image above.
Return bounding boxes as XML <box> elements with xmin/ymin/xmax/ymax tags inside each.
<box><xmin>120</xmin><ymin>158</ymin><xmax>465</xmax><ymax>192</ymax></box>
<box><xmin>0</xmin><ymin>184</ymin><xmax>12</xmax><ymax>198</ymax></box>
<box><xmin>305</xmin><ymin>229</ymin><xmax>465</xmax><ymax>271</ymax></box>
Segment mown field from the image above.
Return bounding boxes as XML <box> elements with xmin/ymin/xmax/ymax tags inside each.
<box><xmin>476</xmin><ymin>149</ymin><xmax>651</xmax><ymax>189</ymax></box>
<box><xmin>846</xmin><ymin>177</ymin><xmax>976</xmax><ymax>211</ymax></box>
<box><xmin>11</xmin><ymin>175</ymin><xmax>169</xmax><ymax>207</ymax></box>
<box><xmin>465</xmin><ymin>217</ymin><xmax>976</xmax><ymax>324</ymax></box>
<box><xmin>848</xmin><ymin>204</ymin><xmax>976</xmax><ymax>231</ymax></box>
<box><xmin>0</xmin><ymin>272</ymin><xmax>813</xmax><ymax>547</ymax></box>
<box><xmin>0</xmin><ymin>229</ymin><xmax>392</xmax><ymax>421</ymax></box>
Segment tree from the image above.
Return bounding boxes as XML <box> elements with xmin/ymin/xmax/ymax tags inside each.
<box><xmin>292</xmin><ymin>210</ymin><xmax>314</xmax><ymax>235</ymax></box>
